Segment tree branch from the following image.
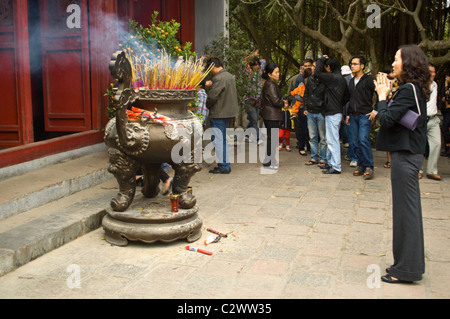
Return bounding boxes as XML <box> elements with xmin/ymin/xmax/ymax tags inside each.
<box><xmin>428</xmin><ymin>50</ymin><xmax>450</xmax><ymax>66</ymax></box>
<box><xmin>275</xmin><ymin>0</ymin><xmax>352</xmax><ymax>60</ymax></box>
<box><xmin>324</xmin><ymin>0</ymin><xmax>366</xmax><ymax>33</ymax></box>
<box><xmin>419</xmin><ymin>37</ymin><xmax>450</xmax><ymax>51</ymax></box>
<box><xmin>374</xmin><ymin>0</ymin><xmax>427</xmax><ymax>40</ymax></box>
<box><xmin>239</xmin><ymin>0</ymin><xmax>264</xmax><ymax>4</ymax></box>
<box><xmin>272</xmin><ymin>41</ymin><xmax>301</xmax><ymax>68</ymax></box>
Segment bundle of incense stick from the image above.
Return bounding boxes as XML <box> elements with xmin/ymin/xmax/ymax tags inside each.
<box><xmin>125</xmin><ymin>50</ymin><xmax>212</xmax><ymax>90</ymax></box>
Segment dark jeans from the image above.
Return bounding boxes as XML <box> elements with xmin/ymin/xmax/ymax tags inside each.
<box><xmin>246</xmin><ymin>106</ymin><xmax>260</xmax><ymax>141</ymax></box>
<box><xmin>345</xmin><ymin>121</ymin><xmax>358</xmax><ymax>162</ymax></box>
<box><xmin>263</xmin><ymin>119</ymin><xmax>279</xmax><ymax>166</ymax></box>
<box><xmin>210</xmin><ymin>118</ymin><xmax>232</xmax><ymax>171</ymax></box>
<box><xmin>349</xmin><ymin>113</ymin><xmax>374</xmax><ymax>170</ymax></box>
<box><xmin>442</xmin><ymin>108</ymin><xmax>450</xmax><ymax>153</ymax></box>
<box><xmin>293</xmin><ymin>112</ymin><xmax>308</xmax><ymax>151</ymax></box>
<box><xmin>339</xmin><ymin>119</ymin><xmax>348</xmax><ymax>144</ymax></box>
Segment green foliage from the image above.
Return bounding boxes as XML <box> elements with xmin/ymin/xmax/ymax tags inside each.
<box><xmin>230</xmin><ymin>0</ymin><xmax>309</xmax><ymax>92</ymax></box>
<box><xmin>104</xmin><ymin>83</ymin><xmax>116</xmax><ymax>119</ymax></box>
<box><xmin>125</xmin><ymin>12</ymin><xmax>196</xmax><ymax>60</ymax></box>
<box><xmin>203</xmin><ymin>20</ymin><xmax>260</xmax><ymax>114</ymax></box>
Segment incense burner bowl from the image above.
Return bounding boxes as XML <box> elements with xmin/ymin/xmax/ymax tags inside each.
<box><xmin>102</xmin><ymin>51</ymin><xmax>202</xmax><ymax>246</ymax></box>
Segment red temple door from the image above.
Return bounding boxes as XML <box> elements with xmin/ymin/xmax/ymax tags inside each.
<box><xmin>0</xmin><ymin>0</ymin><xmax>33</xmax><ymax>148</ymax></box>
<box><xmin>39</xmin><ymin>0</ymin><xmax>91</xmax><ymax>132</ymax></box>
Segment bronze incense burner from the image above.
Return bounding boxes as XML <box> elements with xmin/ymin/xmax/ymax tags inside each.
<box><xmin>102</xmin><ymin>51</ymin><xmax>203</xmax><ymax>246</ymax></box>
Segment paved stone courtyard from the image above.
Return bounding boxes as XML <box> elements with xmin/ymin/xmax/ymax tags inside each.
<box><xmin>0</xmin><ymin>143</ymin><xmax>449</xmax><ymax>300</ymax></box>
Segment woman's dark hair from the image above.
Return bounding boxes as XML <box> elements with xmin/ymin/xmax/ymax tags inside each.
<box><xmin>262</xmin><ymin>62</ymin><xmax>278</xmax><ymax>80</ymax></box>
<box><xmin>398</xmin><ymin>44</ymin><xmax>431</xmax><ymax>101</ymax></box>
<box><xmin>302</xmin><ymin>67</ymin><xmax>312</xmax><ymax>80</ymax></box>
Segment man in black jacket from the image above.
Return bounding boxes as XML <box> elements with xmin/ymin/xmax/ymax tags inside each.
<box><xmin>303</xmin><ymin>60</ymin><xmax>327</xmax><ymax>165</ymax></box>
<box><xmin>314</xmin><ymin>56</ymin><xmax>349</xmax><ymax>174</ymax></box>
<box><xmin>346</xmin><ymin>55</ymin><xmax>377</xmax><ymax>180</ymax></box>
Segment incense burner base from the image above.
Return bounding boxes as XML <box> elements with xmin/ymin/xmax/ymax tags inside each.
<box><xmin>102</xmin><ymin>195</ymin><xmax>202</xmax><ymax>246</ymax></box>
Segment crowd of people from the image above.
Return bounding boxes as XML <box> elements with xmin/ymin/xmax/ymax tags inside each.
<box><xmin>199</xmin><ymin>44</ymin><xmax>450</xmax><ymax>285</ymax></box>
<box><xmin>199</xmin><ymin>49</ymin><xmax>449</xmax><ymax>180</ymax></box>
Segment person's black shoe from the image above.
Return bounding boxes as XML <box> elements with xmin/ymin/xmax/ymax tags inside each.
<box><xmin>322</xmin><ymin>168</ymin><xmax>341</xmax><ymax>174</ymax></box>
<box><xmin>318</xmin><ymin>163</ymin><xmax>331</xmax><ymax>170</ymax></box>
<box><xmin>381</xmin><ymin>274</ymin><xmax>413</xmax><ymax>284</ymax></box>
<box><xmin>209</xmin><ymin>167</ymin><xmax>231</xmax><ymax>174</ymax></box>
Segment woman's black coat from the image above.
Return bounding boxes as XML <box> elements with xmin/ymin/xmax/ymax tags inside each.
<box><xmin>376</xmin><ymin>83</ymin><xmax>427</xmax><ymax>154</ymax></box>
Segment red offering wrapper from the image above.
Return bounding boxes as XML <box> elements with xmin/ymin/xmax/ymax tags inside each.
<box><xmin>170</xmin><ymin>193</ymin><xmax>179</xmax><ymax>212</ymax></box>
<box><xmin>185</xmin><ymin>246</ymin><xmax>213</xmax><ymax>255</ymax></box>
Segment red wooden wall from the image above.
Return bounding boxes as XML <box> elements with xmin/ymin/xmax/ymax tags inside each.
<box><xmin>0</xmin><ymin>0</ymin><xmax>196</xmax><ymax>168</ymax></box>
<box><xmin>0</xmin><ymin>0</ymin><xmax>34</xmax><ymax>148</ymax></box>
<box><xmin>39</xmin><ymin>0</ymin><xmax>92</xmax><ymax>132</ymax></box>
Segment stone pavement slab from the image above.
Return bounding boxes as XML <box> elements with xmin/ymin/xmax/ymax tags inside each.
<box><xmin>0</xmin><ymin>145</ymin><xmax>449</xmax><ymax>300</ymax></box>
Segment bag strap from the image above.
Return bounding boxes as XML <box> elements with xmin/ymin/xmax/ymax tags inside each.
<box><xmin>408</xmin><ymin>83</ymin><xmax>421</xmax><ymax>116</ymax></box>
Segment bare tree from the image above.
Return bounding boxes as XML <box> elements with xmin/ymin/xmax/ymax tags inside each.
<box><xmin>375</xmin><ymin>0</ymin><xmax>450</xmax><ymax>65</ymax></box>
<box><xmin>238</xmin><ymin>0</ymin><xmax>449</xmax><ymax>75</ymax></box>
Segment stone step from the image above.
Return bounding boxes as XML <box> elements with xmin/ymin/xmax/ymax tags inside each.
<box><xmin>0</xmin><ymin>144</ymin><xmax>117</xmax><ymax>276</ymax></box>
<box><xmin>0</xmin><ymin>178</ymin><xmax>117</xmax><ymax>277</ymax></box>
<box><xmin>0</xmin><ymin>145</ymin><xmax>112</xmax><ymax>221</ymax></box>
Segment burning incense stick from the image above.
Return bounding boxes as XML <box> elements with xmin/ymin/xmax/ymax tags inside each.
<box><xmin>125</xmin><ymin>50</ymin><xmax>212</xmax><ymax>90</ymax></box>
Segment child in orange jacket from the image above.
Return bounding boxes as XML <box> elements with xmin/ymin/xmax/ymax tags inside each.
<box><xmin>291</xmin><ymin>84</ymin><xmax>306</xmax><ymax>116</ymax></box>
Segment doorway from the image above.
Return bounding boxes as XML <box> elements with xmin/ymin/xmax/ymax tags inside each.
<box><xmin>27</xmin><ymin>0</ymin><xmax>92</xmax><ymax>142</ymax></box>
